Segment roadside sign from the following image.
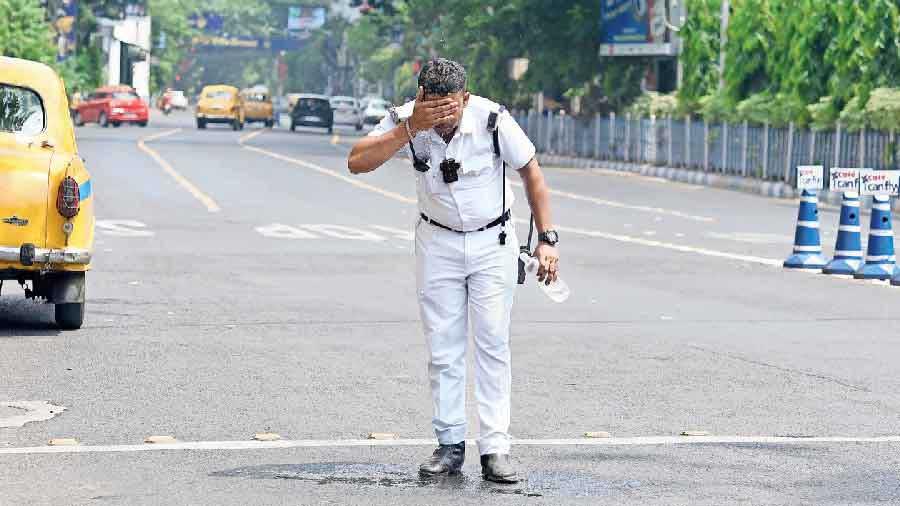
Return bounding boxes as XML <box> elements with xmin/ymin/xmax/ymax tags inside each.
<box><xmin>858</xmin><ymin>169</ymin><xmax>900</xmax><ymax>196</ymax></box>
<box><xmin>829</xmin><ymin>168</ymin><xmax>861</xmax><ymax>193</ymax></box>
<box><xmin>796</xmin><ymin>165</ymin><xmax>824</xmax><ymax>190</ymax></box>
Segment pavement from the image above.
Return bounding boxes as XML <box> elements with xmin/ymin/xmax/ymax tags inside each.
<box><xmin>2</xmin><ymin>110</ymin><xmax>900</xmax><ymax>505</ymax></box>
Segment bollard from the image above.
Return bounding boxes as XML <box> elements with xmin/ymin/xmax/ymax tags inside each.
<box><xmin>822</xmin><ymin>192</ymin><xmax>863</xmax><ymax>275</ymax></box>
<box><xmin>784</xmin><ymin>189</ymin><xmax>827</xmax><ymax>269</ymax></box>
<box><xmin>855</xmin><ymin>194</ymin><xmax>899</xmax><ymax>280</ymax></box>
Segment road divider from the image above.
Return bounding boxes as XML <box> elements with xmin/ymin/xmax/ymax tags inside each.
<box><xmin>783</xmin><ymin>189</ymin><xmax>827</xmax><ymax>270</ymax></box>
<box><xmin>137</xmin><ymin>129</ymin><xmax>221</xmax><ymax>213</ymax></box>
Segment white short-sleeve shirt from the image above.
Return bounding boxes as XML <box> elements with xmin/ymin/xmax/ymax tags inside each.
<box><xmin>369</xmin><ymin>95</ymin><xmax>536</xmax><ymax>231</ymax></box>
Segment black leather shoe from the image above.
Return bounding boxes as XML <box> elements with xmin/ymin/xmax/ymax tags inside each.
<box><xmin>480</xmin><ymin>453</ymin><xmax>519</xmax><ymax>483</ymax></box>
<box><xmin>419</xmin><ymin>441</ymin><xmax>466</xmax><ymax>476</ymax></box>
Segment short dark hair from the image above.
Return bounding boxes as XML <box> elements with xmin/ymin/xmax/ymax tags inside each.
<box><xmin>418</xmin><ymin>58</ymin><xmax>467</xmax><ymax>95</ymax></box>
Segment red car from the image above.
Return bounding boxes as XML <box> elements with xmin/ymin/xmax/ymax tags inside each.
<box><xmin>74</xmin><ymin>86</ymin><xmax>149</xmax><ymax>127</ymax></box>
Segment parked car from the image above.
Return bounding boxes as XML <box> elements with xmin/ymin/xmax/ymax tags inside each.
<box><xmin>290</xmin><ymin>94</ymin><xmax>334</xmax><ymax>133</ymax></box>
<box><xmin>73</xmin><ymin>85</ymin><xmax>148</xmax><ymax>128</ymax></box>
<box><xmin>0</xmin><ymin>57</ymin><xmax>95</xmax><ymax>329</ymax></box>
<box><xmin>240</xmin><ymin>87</ymin><xmax>274</xmax><ymax>127</ymax></box>
<box><xmin>196</xmin><ymin>85</ymin><xmax>244</xmax><ymax>130</ymax></box>
<box><xmin>330</xmin><ymin>96</ymin><xmax>363</xmax><ymax>131</ymax></box>
<box><xmin>362</xmin><ymin>97</ymin><xmax>390</xmax><ymax>125</ymax></box>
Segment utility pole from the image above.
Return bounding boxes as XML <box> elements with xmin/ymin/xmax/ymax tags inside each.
<box><xmin>719</xmin><ymin>0</ymin><xmax>730</xmax><ymax>89</ymax></box>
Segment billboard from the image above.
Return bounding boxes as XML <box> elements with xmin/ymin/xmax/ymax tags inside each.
<box><xmin>599</xmin><ymin>0</ymin><xmax>676</xmax><ymax>56</ymax></box>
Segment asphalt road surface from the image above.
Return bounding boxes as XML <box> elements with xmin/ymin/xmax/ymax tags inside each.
<box><xmin>3</xmin><ymin>110</ymin><xmax>900</xmax><ymax>505</ymax></box>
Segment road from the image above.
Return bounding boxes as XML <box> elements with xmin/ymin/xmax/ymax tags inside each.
<box><xmin>2</xmin><ymin>110</ymin><xmax>900</xmax><ymax>505</ymax></box>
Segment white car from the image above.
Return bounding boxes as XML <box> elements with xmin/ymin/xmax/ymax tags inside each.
<box><xmin>330</xmin><ymin>96</ymin><xmax>363</xmax><ymax>131</ymax></box>
<box><xmin>167</xmin><ymin>90</ymin><xmax>189</xmax><ymax>110</ymax></box>
<box><xmin>363</xmin><ymin>98</ymin><xmax>390</xmax><ymax>125</ymax></box>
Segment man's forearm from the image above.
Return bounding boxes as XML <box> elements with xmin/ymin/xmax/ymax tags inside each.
<box><xmin>348</xmin><ymin>125</ymin><xmax>409</xmax><ymax>174</ymax></box>
<box><xmin>519</xmin><ymin>158</ymin><xmax>553</xmax><ymax>233</ymax></box>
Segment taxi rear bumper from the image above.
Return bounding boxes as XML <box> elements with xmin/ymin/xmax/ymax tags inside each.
<box><xmin>0</xmin><ymin>246</ymin><xmax>92</xmax><ymax>266</ymax></box>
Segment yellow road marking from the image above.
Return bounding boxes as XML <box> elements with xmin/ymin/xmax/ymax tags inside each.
<box><xmin>137</xmin><ymin>129</ymin><xmax>221</xmax><ymax>213</ymax></box>
<box><xmin>239</xmin><ymin>130</ymin><xmax>264</xmax><ymax>143</ymax></box>
<box><xmin>238</xmin><ymin>133</ymin><xmax>415</xmax><ymax>205</ymax></box>
<box><xmin>330</xmin><ymin>134</ymin><xmax>340</xmax><ymax>145</ymax></box>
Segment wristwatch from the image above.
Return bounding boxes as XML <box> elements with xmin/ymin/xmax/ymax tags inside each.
<box><xmin>538</xmin><ymin>230</ymin><xmax>559</xmax><ymax>246</ymax></box>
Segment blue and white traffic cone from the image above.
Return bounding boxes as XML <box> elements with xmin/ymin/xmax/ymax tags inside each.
<box><xmin>784</xmin><ymin>189</ymin><xmax>827</xmax><ymax>269</ymax></box>
<box><xmin>822</xmin><ymin>192</ymin><xmax>863</xmax><ymax>275</ymax></box>
<box><xmin>855</xmin><ymin>195</ymin><xmax>899</xmax><ymax>280</ymax></box>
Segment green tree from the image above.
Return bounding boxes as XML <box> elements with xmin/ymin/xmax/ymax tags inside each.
<box><xmin>0</xmin><ymin>0</ymin><xmax>56</xmax><ymax>64</ymax></box>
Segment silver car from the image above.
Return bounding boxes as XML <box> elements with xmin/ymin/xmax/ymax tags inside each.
<box><xmin>330</xmin><ymin>96</ymin><xmax>363</xmax><ymax>131</ymax></box>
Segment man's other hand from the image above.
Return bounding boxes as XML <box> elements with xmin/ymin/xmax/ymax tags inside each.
<box><xmin>533</xmin><ymin>242</ymin><xmax>559</xmax><ymax>285</ymax></box>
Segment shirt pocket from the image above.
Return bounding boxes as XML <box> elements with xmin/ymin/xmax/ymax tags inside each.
<box><xmin>422</xmin><ymin>162</ymin><xmax>450</xmax><ymax>196</ymax></box>
<box><xmin>456</xmin><ymin>152</ymin><xmax>496</xmax><ymax>190</ymax></box>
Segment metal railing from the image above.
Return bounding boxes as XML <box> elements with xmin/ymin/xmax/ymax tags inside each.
<box><xmin>514</xmin><ymin>110</ymin><xmax>899</xmax><ymax>186</ymax></box>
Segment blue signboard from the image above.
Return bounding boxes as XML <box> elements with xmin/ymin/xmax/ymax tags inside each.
<box><xmin>600</xmin><ymin>0</ymin><xmax>651</xmax><ymax>44</ymax></box>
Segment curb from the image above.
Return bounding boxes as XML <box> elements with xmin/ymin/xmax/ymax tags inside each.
<box><xmin>536</xmin><ymin>154</ymin><xmax>882</xmax><ymax>209</ymax></box>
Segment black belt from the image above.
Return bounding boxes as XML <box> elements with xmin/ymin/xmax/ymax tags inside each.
<box><xmin>421</xmin><ymin>210</ymin><xmax>510</xmax><ymax>234</ymax></box>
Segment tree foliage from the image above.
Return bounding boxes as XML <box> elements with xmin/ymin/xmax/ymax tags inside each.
<box><xmin>680</xmin><ymin>0</ymin><xmax>900</xmax><ymax>128</ymax></box>
<box><xmin>0</xmin><ymin>0</ymin><xmax>56</xmax><ymax>65</ymax></box>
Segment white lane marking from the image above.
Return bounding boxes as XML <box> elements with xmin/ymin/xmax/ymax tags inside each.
<box><xmin>302</xmin><ymin>224</ymin><xmax>386</xmax><ymax>242</ymax></box>
<box><xmin>255</xmin><ymin>223</ymin><xmax>318</xmax><ymax>239</ymax></box>
<box><xmin>707</xmin><ymin>232</ymin><xmax>792</xmax><ymax>244</ymax></box>
<box><xmin>509</xmin><ymin>181</ymin><xmax>714</xmax><ymax>223</ymax></box>
<box><xmin>371</xmin><ymin>225</ymin><xmax>415</xmax><ymax>241</ymax></box>
<box><xmin>138</xmin><ymin>129</ymin><xmax>221</xmax><ymax>213</ymax></box>
<box><xmin>239</xmin><ymin>136</ymin><xmax>416</xmax><ymax>205</ymax></box>
<box><xmin>96</xmin><ymin>220</ymin><xmax>154</xmax><ymax>237</ymax></box>
<box><xmin>4</xmin><ymin>435</ymin><xmax>900</xmax><ymax>455</ymax></box>
<box><xmin>529</xmin><ymin>220</ymin><xmax>783</xmax><ymax>267</ymax></box>
<box><xmin>0</xmin><ymin>401</ymin><xmax>66</xmax><ymax>429</ymax></box>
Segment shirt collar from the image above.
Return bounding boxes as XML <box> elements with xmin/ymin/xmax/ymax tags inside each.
<box><xmin>458</xmin><ymin>108</ymin><xmax>475</xmax><ymax>135</ymax></box>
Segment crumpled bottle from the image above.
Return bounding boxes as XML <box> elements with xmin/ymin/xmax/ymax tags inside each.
<box><xmin>519</xmin><ymin>252</ymin><xmax>570</xmax><ymax>303</ymax></box>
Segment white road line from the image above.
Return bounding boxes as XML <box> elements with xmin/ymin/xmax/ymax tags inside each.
<box><xmin>239</xmin><ymin>134</ymin><xmax>416</xmax><ymax>205</ymax></box>
<box><xmin>509</xmin><ymin>181</ymin><xmax>714</xmax><ymax>223</ymax></box>
<box><xmin>137</xmin><ymin>129</ymin><xmax>221</xmax><ymax>213</ymax></box>
<box><xmin>3</xmin><ymin>435</ymin><xmax>900</xmax><ymax>455</ymax></box>
<box><xmin>520</xmin><ymin>220</ymin><xmax>783</xmax><ymax>267</ymax></box>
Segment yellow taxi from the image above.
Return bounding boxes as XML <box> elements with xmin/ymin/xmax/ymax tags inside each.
<box><xmin>196</xmin><ymin>85</ymin><xmax>244</xmax><ymax>130</ymax></box>
<box><xmin>240</xmin><ymin>87</ymin><xmax>274</xmax><ymax>128</ymax></box>
<box><xmin>0</xmin><ymin>57</ymin><xmax>95</xmax><ymax>330</ymax></box>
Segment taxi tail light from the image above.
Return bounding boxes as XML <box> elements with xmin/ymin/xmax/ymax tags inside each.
<box><xmin>57</xmin><ymin>176</ymin><xmax>80</xmax><ymax>219</ymax></box>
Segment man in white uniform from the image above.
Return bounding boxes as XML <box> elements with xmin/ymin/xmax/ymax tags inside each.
<box><xmin>348</xmin><ymin>58</ymin><xmax>560</xmax><ymax>483</ymax></box>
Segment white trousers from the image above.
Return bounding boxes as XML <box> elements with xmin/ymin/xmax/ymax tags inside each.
<box><xmin>415</xmin><ymin>218</ymin><xmax>518</xmax><ymax>456</ymax></box>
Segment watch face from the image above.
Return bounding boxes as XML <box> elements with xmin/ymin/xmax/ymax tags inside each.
<box><xmin>543</xmin><ymin>231</ymin><xmax>559</xmax><ymax>244</ymax></box>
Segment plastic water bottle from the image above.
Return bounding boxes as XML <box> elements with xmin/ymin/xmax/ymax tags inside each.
<box><xmin>519</xmin><ymin>252</ymin><xmax>570</xmax><ymax>303</ymax></box>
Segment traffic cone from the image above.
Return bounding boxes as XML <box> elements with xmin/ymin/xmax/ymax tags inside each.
<box><xmin>784</xmin><ymin>190</ymin><xmax>827</xmax><ymax>269</ymax></box>
<box><xmin>855</xmin><ymin>195</ymin><xmax>899</xmax><ymax>280</ymax></box>
<box><xmin>822</xmin><ymin>192</ymin><xmax>863</xmax><ymax>275</ymax></box>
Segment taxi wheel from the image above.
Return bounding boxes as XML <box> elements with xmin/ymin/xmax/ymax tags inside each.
<box><xmin>197</xmin><ymin>119</ymin><xmax>206</xmax><ymax>129</ymax></box>
<box><xmin>138</xmin><ymin>122</ymin><xmax>148</xmax><ymax>128</ymax></box>
<box><xmin>290</xmin><ymin>122</ymin><xmax>296</xmax><ymax>132</ymax></box>
<box><xmin>327</xmin><ymin>126</ymin><xmax>333</xmax><ymax>134</ymax></box>
<box><xmin>232</xmin><ymin>119</ymin><xmax>240</xmax><ymax>131</ymax></box>
<box><xmin>55</xmin><ymin>303</ymin><xmax>84</xmax><ymax>330</ymax></box>
<box><xmin>99</xmin><ymin>112</ymin><xmax>109</xmax><ymax>128</ymax></box>
<box><xmin>112</xmin><ymin>122</ymin><xmax>121</xmax><ymax>128</ymax></box>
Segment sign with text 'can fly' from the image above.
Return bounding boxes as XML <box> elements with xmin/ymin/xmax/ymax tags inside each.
<box><xmin>829</xmin><ymin>168</ymin><xmax>861</xmax><ymax>193</ymax></box>
<box><xmin>858</xmin><ymin>169</ymin><xmax>900</xmax><ymax>196</ymax></box>
<box><xmin>796</xmin><ymin>165</ymin><xmax>824</xmax><ymax>191</ymax></box>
